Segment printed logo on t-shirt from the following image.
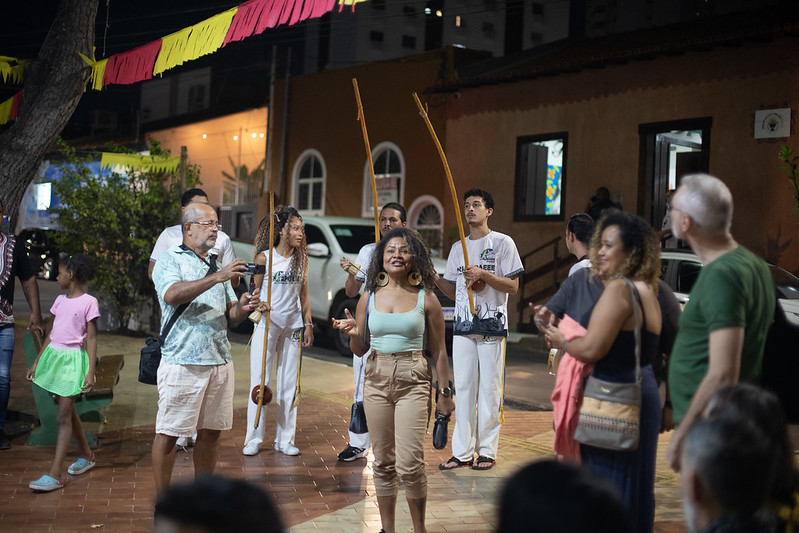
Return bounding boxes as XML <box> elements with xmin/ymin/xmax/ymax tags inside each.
<box><xmin>480</xmin><ymin>248</ymin><xmax>496</xmax><ymax>262</ymax></box>
<box><xmin>273</xmin><ymin>271</ymin><xmax>302</xmax><ymax>284</ymax></box>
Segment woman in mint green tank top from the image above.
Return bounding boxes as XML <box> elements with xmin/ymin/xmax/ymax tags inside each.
<box><xmin>333</xmin><ymin>228</ymin><xmax>455</xmax><ymax>533</ymax></box>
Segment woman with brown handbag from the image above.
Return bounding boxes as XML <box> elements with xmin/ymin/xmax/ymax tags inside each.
<box><xmin>544</xmin><ymin>210</ymin><xmax>662</xmax><ymax>533</ymax></box>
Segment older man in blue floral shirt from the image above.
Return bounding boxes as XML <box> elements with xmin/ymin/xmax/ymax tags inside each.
<box><xmin>151</xmin><ymin>202</ymin><xmax>258</xmax><ymax>493</ymax></box>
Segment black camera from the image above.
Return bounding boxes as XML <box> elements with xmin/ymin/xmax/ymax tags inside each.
<box><xmin>246</xmin><ymin>263</ymin><xmax>265</xmax><ymax>275</ymax></box>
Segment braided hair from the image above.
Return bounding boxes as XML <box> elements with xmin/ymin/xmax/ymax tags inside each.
<box><xmin>253</xmin><ymin>205</ymin><xmax>307</xmax><ymax>280</ymax></box>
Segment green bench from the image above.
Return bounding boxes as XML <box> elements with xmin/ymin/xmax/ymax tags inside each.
<box><xmin>23</xmin><ymin>331</ymin><xmax>124</xmax><ymax>446</ymax></box>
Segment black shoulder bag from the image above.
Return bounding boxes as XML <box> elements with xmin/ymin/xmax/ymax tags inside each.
<box><xmin>139</xmin><ymin>248</ymin><xmax>218</xmax><ymax>385</ymax></box>
<box><xmin>348</xmin><ymin>291</ymin><xmax>371</xmax><ymax>434</ymax></box>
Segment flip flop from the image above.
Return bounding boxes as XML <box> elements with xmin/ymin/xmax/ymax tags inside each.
<box><xmin>471</xmin><ymin>456</ymin><xmax>496</xmax><ymax>471</ymax></box>
<box><xmin>439</xmin><ymin>456</ymin><xmax>473</xmax><ymax>470</ymax></box>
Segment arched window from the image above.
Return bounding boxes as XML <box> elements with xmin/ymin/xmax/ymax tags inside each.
<box><xmin>408</xmin><ymin>195</ymin><xmax>444</xmax><ymax>258</ymax></box>
<box><xmin>293</xmin><ymin>149</ymin><xmax>326</xmax><ymax>215</ymax></box>
<box><xmin>362</xmin><ymin>142</ymin><xmax>404</xmax><ymax>218</ymax></box>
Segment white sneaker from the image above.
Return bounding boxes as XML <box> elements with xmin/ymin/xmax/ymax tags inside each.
<box><xmin>276</xmin><ymin>442</ymin><xmax>299</xmax><ymax>456</ymax></box>
<box><xmin>242</xmin><ymin>442</ymin><xmax>260</xmax><ymax>456</ymax></box>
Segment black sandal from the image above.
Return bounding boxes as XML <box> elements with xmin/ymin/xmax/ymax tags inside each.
<box><xmin>471</xmin><ymin>455</ymin><xmax>496</xmax><ymax>470</ymax></box>
<box><xmin>439</xmin><ymin>456</ymin><xmax>473</xmax><ymax>470</ymax></box>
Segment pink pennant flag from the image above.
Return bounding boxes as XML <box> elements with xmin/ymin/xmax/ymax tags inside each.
<box><xmin>103</xmin><ymin>40</ymin><xmax>163</xmax><ymax>87</ymax></box>
<box><xmin>10</xmin><ymin>90</ymin><xmax>23</xmax><ymax>121</ymax></box>
<box><xmin>223</xmin><ymin>0</ymin><xmax>337</xmax><ymax>46</ymax></box>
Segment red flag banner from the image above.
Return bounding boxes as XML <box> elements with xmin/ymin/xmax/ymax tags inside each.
<box><xmin>10</xmin><ymin>90</ymin><xmax>22</xmax><ymax>120</ymax></box>
<box><xmin>103</xmin><ymin>40</ymin><xmax>163</xmax><ymax>87</ymax></box>
<box><xmin>223</xmin><ymin>0</ymin><xmax>337</xmax><ymax>46</ymax></box>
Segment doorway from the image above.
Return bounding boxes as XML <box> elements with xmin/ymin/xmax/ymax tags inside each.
<box><xmin>638</xmin><ymin>118</ymin><xmax>712</xmax><ymax>231</ymax></box>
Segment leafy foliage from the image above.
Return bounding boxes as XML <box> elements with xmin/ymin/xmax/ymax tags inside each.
<box><xmin>221</xmin><ymin>156</ymin><xmax>264</xmax><ymax>204</ymax></box>
<box><xmin>50</xmin><ymin>139</ymin><xmax>200</xmax><ymax>331</ymax></box>
<box><xmin>778</xmin><ymin>145</ymin><xmax>799</xmax><ymax>221</ymax></box>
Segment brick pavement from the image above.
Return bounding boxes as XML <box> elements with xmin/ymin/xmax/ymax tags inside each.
<box><xmin>0</xmin><ymin>327</ymin><xmax>688</xmax><ymax>532</ymax></box>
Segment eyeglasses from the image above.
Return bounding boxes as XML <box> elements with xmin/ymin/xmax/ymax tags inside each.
<box><xmin>190</xmin><ymin>221</ymin><xmax>222</xmax><ymax>230</ymax></box>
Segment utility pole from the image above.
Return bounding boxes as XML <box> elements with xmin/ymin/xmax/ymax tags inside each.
<box><xmin>264</xmin><ymin>45</ymin><xmax>277</xmax><ymax>194</ymax></box>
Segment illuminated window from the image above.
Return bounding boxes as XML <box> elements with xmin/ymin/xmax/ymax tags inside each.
<box><xmin>514</xmin><ymin>133</ymin><xmax>567</xmax><ymax>221</ymax></box>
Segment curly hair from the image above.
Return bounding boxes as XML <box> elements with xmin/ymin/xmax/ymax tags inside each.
<box><xmin>253</xmin><ymin>205</ymin><xmax>307</xmax><ymax>280</ymax></box>
<box><xmin>588</xmin><ymin>209</ymin><xmax>660</xmax><ymax>287</ymax></box>
<box><xmin>365</xmin><ymin>227</ymin><xmax>437</xmax><ymax>292</ymax></box>
<box><xmin>58</xmin><ymin>253</ymin><xmax>95</xmax><ymax>283</ymax></box>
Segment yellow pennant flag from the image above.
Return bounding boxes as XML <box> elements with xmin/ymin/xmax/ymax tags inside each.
<box><xmin>100</xmin><ymin>153</ymin><xmax>181</xmax><ymax>173</ymax></box>
<box><xmin>0</xmin><ymin>95</ymin><xmax>12</xmax><ymax>125</ymax></box>
<box><xmin>154</xmin><ymin>7</ymin><xmax>237</xmax><ymax>76</ymax></box>
<box><xmin>89</xmin><ymin>58</ymin><xmax>108</xmax><ymax>92</ymax></box>
<box><xmin>0</xmin><ymin>56</ymin><xmax>25</xmax><ymax>85</ymax></box>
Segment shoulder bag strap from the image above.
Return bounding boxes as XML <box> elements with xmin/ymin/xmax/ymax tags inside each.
<box><xmin>620</xmin><ymin>277</ymin><xmax>642</xmax><ymax>384</ymax></box>
<box><xmin>361</xmin><ymin>291</ymin><xmax>372</xmax><ymax>353</ymax></box>
<box><xmin>160</xmin><ymin>247</ymin><xmax>218</xmax><ymax>343</ymax></box>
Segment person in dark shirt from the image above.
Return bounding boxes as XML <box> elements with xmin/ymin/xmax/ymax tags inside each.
<box><xmin>0</xmin><ymin>197</ymin><xmax>44</xmax><ymax>450</ymax></box>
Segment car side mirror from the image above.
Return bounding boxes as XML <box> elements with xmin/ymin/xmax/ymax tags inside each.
<box><xmin>307</xmin><ymin>242</ymin><xmax>331</xmax><ymax>258</ymax></box>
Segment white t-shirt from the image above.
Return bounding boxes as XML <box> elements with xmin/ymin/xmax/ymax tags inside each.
<box><xmin>258</xmin><ymin>248</ymin><xmax>303</xmax><ymax>329</ymax></box>
<box><xmin>354</xmin><ymin>243</ymin><xmax>376</xmax><ymax>283</ymax></box>
<box><xmin>443</xmin><ymin>231</ymin><xmax>523</xmax><ymax>337</ymax></box>
<box><xmin>568</xmin><ymin>257</ymin><xmax>591</xmax><ymax>277</ymax></box>
<box><xmin>150</xmin><ymin>224</ymin><xmax>236</xmax><ymax>266</ymax></box>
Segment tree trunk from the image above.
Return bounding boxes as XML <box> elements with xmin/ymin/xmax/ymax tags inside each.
<box><xmin>0</xmin><ymin>0</ymin><xmax>98</xmax><ymax>229</ymax></box>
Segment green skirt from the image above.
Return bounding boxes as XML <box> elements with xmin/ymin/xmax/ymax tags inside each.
<box><xmin>33</xmin><ymin>345</ymin><xmax>89</xmax><ymax>397</ymax></box>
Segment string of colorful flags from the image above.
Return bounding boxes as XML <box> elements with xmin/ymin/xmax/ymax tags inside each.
<box><xmin>99</xmin><ymin>152</ymin><xmax>181</xmax><ymax>173</ymax></box>
<box><xmin>0</xmin><ymin>0</ymin><xmax>367</xmax><ymax>125</ymax></box>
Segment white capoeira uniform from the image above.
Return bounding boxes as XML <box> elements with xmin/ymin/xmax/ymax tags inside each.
<box><xmin>244</xmin><ymin>248</ymin><xmax>304</xmax><ymax>451</ymax></box>
<box><xmin>347</xmin><ymin>243</ymin><xmax>375</xmax><ymax>451</ymax></box>
<box><xmin>443</xmin><ymin>231</ymin><xmax>523</xmax><ymax>462</ymax></box>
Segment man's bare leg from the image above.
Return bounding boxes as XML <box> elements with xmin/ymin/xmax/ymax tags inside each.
<box><xmin>193</xmin><ymin>428</ymin><xmax>222</xmax><ymax>476</ymax></box>
<box><xmin>152</xmin><ymin>433</ymin><xmax>178</xmax><ymax>494</ymax></box>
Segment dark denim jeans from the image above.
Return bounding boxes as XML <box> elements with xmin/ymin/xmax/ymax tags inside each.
<box><xmin>0</xmin><ymin>325</ymin><xmax>15</xmax><ymax>431</ymax></box>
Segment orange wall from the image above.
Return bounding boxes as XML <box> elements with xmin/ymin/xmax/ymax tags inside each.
<box><xmin>267</xmin><ymin>49</ymin><xmax>464</xmax><ymax>231</ymax></box>
<box><xmin>146</xmin><ymin>107</ymin><xmax>268</xmax><ymax>206</ymax></box>
<box><xmin>445</xmin><ymin>37</ymin><xmax>799</xmax><ymax>274</ymax></box>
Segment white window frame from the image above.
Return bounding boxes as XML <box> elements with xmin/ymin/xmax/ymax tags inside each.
<box><xmin>362</xmin><ymin>141</ymin><xmax>405</xmax><ymax>219</ymax></box>
<box><xmin>408</xmin><ymin>195</ymin><xmax>445</xmax><ymax>258</ymax></box>
<box><xmin>292</xmin><ymin>148</ymin><xmax>326</xmax><ymax>215</ymax></box>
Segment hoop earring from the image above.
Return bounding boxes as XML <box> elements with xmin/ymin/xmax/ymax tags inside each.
<box><xmin>376</xmin><ymin>271</ymin><xmax>389</xmax><ymax>287</ymax></box>
<box><xmin>408</xmin><ymin>271</ymin><xmax>422</xmax><ymax>286</ymax></box>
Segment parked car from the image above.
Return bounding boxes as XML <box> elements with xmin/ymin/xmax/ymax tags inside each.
<box><xmin>659</xmin><ymin>248</ymin><xmax>799</xmax><ymax>420</ymax></box>
<box><xmin>231</xmin><ymin>216</ymin><xmax>455</xmax><ymax>356</ymax></box>
<box><xmin>17</xmin><ymin>228</ymin><xmax>60</xmax><ymax>280</ymax></box>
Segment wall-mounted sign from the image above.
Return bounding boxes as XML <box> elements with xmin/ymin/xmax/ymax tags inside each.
<box><xmin>754</xmin><ymin>108</ymin><xmax>791</xmax><ymax>139</ymax></box>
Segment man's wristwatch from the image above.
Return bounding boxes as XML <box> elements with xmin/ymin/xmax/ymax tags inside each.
<box><xmin>439</xmin><ymin>386</ymin><xmax>452</xmax><ymax>398</ymax></box>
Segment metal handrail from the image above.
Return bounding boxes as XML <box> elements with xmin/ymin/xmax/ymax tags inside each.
<box><xmin>517</xmin><ymin>236</ymin><xmax>564</xmax><ymax>331</ymax></box>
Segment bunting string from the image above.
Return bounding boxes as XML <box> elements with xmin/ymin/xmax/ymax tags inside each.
<box><xmin>99</xmin><ymin>152</ymin><xmax>181</xmax><ymax>173</ymax></box>
<box><xmin>0</xmin><ymin>0</ymin><xmax>363</xmax><ymax>125</ymax></box>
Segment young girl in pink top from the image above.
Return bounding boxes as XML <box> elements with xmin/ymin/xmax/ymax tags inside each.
<box><xmin>26</xmin><ymin>254</ymin><xmax>100</xmax><ymax>492</ymax></box>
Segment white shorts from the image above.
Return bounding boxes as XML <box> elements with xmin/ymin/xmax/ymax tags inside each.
<box><xmin>155</xmin><ymin>360</ymin><xmax>234</xmax><ymax>437</ymax></box>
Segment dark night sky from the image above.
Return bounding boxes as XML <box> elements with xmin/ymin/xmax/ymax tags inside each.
<box><xmin>0</xmin><ymin>1</ymin><xmax>311</xmax><ymax>139</ymax></box>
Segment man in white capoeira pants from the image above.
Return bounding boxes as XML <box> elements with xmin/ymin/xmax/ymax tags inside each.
<box><xmin>336</xmin><ymin>202</ymin><xmax>406</xmax><ymax>462</ymax></box>
<box><xmin>435</xmin><ymin>188</ymin><xmax>523</xmax><ymax>472</ymax></box>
